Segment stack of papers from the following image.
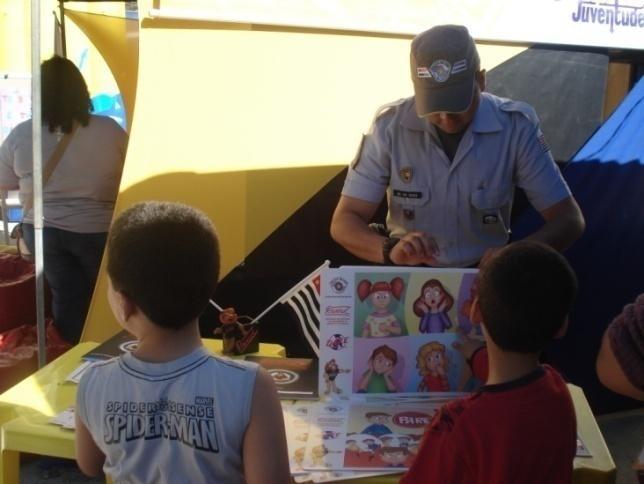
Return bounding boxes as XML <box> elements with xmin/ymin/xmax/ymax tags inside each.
<box><xmin>49</xmin><ymin>406</ymin><xmax>75</xmax><ymax>430</ymax></box>
<box><xmin>65</xmin><ymin>360</ymin><xmax>95</xmax><ymax>384</ymax></box>
<box><xmin>282</xmin><ymin>397</ymin><xmax>448</xmax><ymax>482</ymax></box>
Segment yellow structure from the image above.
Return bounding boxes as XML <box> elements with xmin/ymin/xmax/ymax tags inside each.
<box><xmin>80</xmin><ymin>0</ymin><xmax>526</xmax><ymax>342</ymax></box>
<box><xmin>0</xmin><ymin>1</ymin><xmax>633</xmax><ymax>344</ymax></box>
<box><xmin>0</xmin><ymin>1</ymin><xmax>535</xmax><ymax>343</ymax></box>
<box><xmin>0</xmin><ymin>1</ymin><xmax>125</xmax><ymax>99</ymax></box>
<box><xmin>65</xmin><ymin>9</ymin><xmax>138</xmax><ymax>128</ymax></box>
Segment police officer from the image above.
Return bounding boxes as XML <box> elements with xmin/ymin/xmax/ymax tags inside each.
<box><xmin>330</xmin><ymin>25</ymin><xmax>585</xmax><ymax>267</ymax></box>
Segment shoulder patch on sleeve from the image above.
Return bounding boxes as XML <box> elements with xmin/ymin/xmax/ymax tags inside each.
<box><xmin>537</xmin><ymin>132</ymin><xmax>550</xmax><ymax>153</ymax></box>
<box><xmin>499</xmin><ymin>100</ymin><xmax>539</xmax><ymax>125</ymax></box>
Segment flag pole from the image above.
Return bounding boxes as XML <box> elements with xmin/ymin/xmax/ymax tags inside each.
<box><xmin>31</xmin><ymin>0</ymin><xmax>47</xmax><ymax>369</ymax></box>
<box><xmin>208</xmin><ymin>299</ymin><xmax>225</xmax><ymax>312</ymax></box>
<box><xmin>246</xmin><ymin>260</ymin><xmax>330</xmax><ymax>326</ymax></box>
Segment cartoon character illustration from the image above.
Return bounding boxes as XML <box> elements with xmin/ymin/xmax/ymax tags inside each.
<box><xmin>361</xmin><ymin>412</ymin><xmax>393</xmax><ymax>438</ymax></box>
<box><xmin>310</xmin><ymin>444</ymin><xmax>340</xmax><ymax>467</ymax></box>
<box><xmin>380</xmin><ymin>435</ymin><xmax>395</xmax><ymax>447</ymax></box>
<box><xmin>459</xmin><ymin>277</ymin><xmax>483</xmax><ymax>336</ymax></box>
<box><xmin>416</xmin><ymin>341</ymin><xmax>450</xmax><ymax>392</ymax></box>
<box><xmin>363</xmin><ymin>437</ymin><xmax>380</xmax><ymax>458</ymax></box>
<box><xmin>213</xmin><ymin>307</ymin><xmax>257</xmax><ymax>355</ymax></box>
<box><xmin>323</xmin><ymin>359</ymin><xmax>351</xmax><ymax>395</ymax></box>
<box><xmin>413</xmin><ymin>279</ymin><xmax>454</xmax><ymax>333</ymax></box>
<box><xmin>293</xmin><ymin>447</ymin><xmax>306</xmax><ymax>470</ymax></box>
<box><xmin>295</xmin><ymin>432</ymin><xmax>309</xmax><ymax>442</ymax></box>
<box><xmin>326</xmin><ymin>333</ymin><xmax>349</xmax><ymax>350</ymax></box>
<box><xmin>357</xmin><ymin>278</ymin><xmax>405</xmax><ymax>337</ymax></box>
<box><xmin>357</xmin><ymin>345</ymin><xmax>399</xmax><ymax>393</ymax></box>
<box><xmin>322</xmin><ymin>430</ymin><xmax>341</xmax><ymax>440</ymax></box>
<box><xmin>398</xmin><ymin>435</ymin><xmax>411</xmax><ymax>448</ymax></box>
<box><xmin>408</xmin><ymin>436</ymin><xmax>421</xmax><ymax>456</ymax></box>
<box><xmin>380</xmin><ymin>447</ymin><xmax>409</xmax><ymax>467</ymax></box>
<box><xmin>345</xmin><ymin>439</ymin><xmax>361</xmax><ymax>454</ymax></box>
<box><xmin>311</xmin><ymin>445</ymin><xmax>328</xmax><ymax>466</ymax></box>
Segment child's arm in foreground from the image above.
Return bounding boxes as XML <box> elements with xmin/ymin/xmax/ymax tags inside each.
<box><xmin>75</xmin><ymin>413</ymin><xmax>105</xmax><ymax>477</ymax></box>
<box><xmin>243</xmin><ymin>367</ymin><xmax>291</xmax><ymax>484</ymax></box>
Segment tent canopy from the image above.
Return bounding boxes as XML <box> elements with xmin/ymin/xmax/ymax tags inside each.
<box><xmin>572</xmin><ymin>76</ymin><xmax>644</xmax><ymax>165</ymax></box>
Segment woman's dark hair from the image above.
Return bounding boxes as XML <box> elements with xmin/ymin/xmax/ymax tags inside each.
<box><xmin>41</xmin><ymin>56</ymin><xmax>92</xmax><ymax>133</ymax></box>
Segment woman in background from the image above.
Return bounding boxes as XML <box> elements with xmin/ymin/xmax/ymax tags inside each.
<box><xmin>0</xmin><ymin>56</ymin><xmax>127</xmax><ymax>343</ymax></box>
<box><xmin>596</xmin><ymin>293</ymin><xmax>644</xmax><ymax>401</ymax></box>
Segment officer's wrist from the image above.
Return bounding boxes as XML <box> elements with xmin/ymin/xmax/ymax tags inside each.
<box><xmin>381</xmin><ymin>237</ymin><xmax>400</xmax><ymax>265</ymax></box>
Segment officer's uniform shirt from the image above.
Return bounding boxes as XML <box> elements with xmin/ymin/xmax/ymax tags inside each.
<box><xmin>342</xmin><ymin>93</ymin><xmax>572</xmax><ymax>267</ymax></box>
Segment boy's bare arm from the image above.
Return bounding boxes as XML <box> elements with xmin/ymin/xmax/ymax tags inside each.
<box><xmin>243</xmin><ymin>368</ymin><xmax>291</xmax><ymax>484</ymax></box>
<box><xmin>75</xmin><ymin>413</ymin><xmax>105</xmax><ymax>477</ymax></box>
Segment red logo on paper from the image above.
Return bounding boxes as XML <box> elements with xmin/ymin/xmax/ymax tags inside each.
<box><xmin>393</xmin><ymin>412</ymin><xmax>431</xmax><ymax>428</ymax></box>
<box><xmin>325</xmin><ymin>306</ymin><xmax>350</xmax><ymax>316</ymax></box>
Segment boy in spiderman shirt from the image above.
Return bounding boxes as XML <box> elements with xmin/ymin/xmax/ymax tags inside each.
<box><xmin>402</xmin><ymin>241</ymin><xmax>578</xmax><ymax>484</ymax></box>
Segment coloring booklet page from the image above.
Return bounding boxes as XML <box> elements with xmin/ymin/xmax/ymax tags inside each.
<box><xmin>302</xmin><ymin>398</ymin><xmax>446</xmax><ymax>472</ymax></box>
<box><xmin>319</xmin><ymin>266</ymin><xmax>482</xmax><ymax>398</ymax></box>
<box><xmin>282</xmin><ymin>401</ymin><xmax>313</xmax><ymax>477</ymax></box>
<box><xmin>283</xmin><ymin>401</ymin><xmax>403</xmax><ymax>481</ymax></box>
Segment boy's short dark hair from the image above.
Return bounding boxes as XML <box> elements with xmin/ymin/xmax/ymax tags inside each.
<box><xmin>478</xmin><ymin>241</ymin><xmax>577</xmax><ymax>353</ymax></box>
<box><xmin>107</xmin><ymin>201</ymin><xmax>220</xmax><ymax>330</ymax></box>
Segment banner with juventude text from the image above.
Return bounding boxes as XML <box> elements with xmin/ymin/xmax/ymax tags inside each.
<box><xmin>156</xmin><ymin>0</ymin><xmax>644</xmax><ymax>50</ymax></box>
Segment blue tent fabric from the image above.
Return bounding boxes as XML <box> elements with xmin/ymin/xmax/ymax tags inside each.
<box><xmin>573</xmin><ymin>77</ymin><xmax>644</xmax><ymax>165</ymax></box>
<box><xmin>512</xmin><ymin>77</ymin><xmax>644</xmax><ymax>413</ymax></box>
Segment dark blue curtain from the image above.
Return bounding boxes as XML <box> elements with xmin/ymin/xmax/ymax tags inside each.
<box><xmin>512</xmin><ymin>77</ymin><xmax>644</xmax><ymax>413</ymax></box>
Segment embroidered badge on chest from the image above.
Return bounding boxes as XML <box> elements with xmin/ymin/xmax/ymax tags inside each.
<box><xmin>399</xmin><ymin>167</ymin><xmax>413</xmax><ymax>183</ymax></box>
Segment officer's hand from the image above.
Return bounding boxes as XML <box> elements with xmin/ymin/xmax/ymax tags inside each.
<box><xmin>390</xmin><ymin>231</ymin><xmax>440</xmax><ymax>266</ymax></box>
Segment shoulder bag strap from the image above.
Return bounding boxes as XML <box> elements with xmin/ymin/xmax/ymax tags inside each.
<box><xmin>22</xmin><ymin>120</ymin><xmax>79</xmax><ymax>215</ymax></box>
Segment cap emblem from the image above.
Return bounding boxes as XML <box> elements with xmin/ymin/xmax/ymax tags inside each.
<box><xmin>418</xmin><ymin>59</ymin><xmax>469</xmax><ymax>83</ymax></box>
<box><xmin>429</xmin><ymin>60</ymin><xmax>452</xmax><ymax>83</ymax></box>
